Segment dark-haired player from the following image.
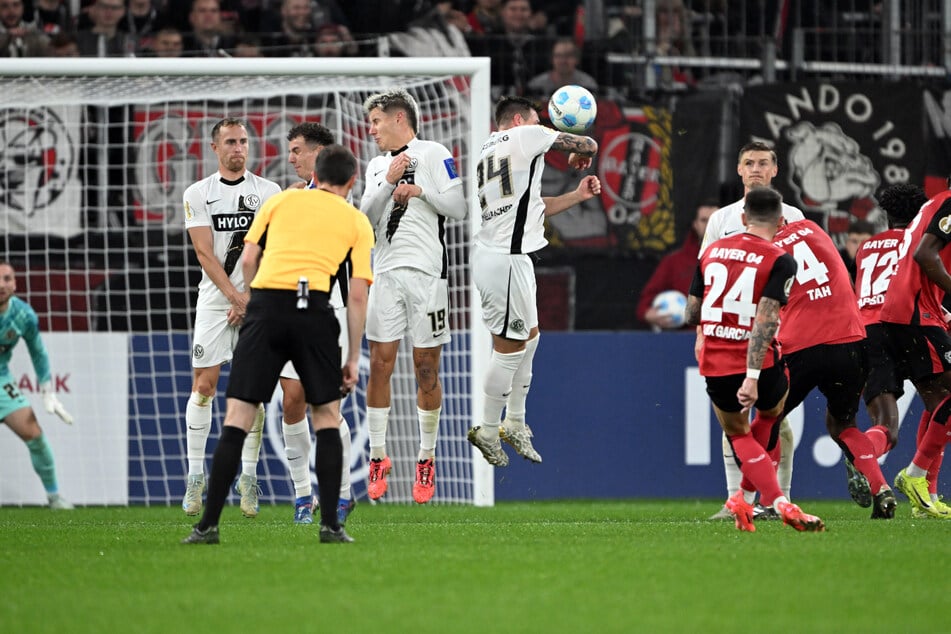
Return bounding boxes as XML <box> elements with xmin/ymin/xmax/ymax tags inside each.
<box><xmin>774</xmin><ymin>214</ymin><xmax>895</xmax><ymax>519</ymax></box>
<box><xmin>879</xmin><ymin>180</ymin><xmax>951</xmax><ymax>519</ymax></box>
<box><xmin>687</xmin><ymin>187</ymin><xmax>824</xmax><ymax>532</ymax></box>
<box><xmin>854</xmin><ymin>184</ymin><xmax>941</xmax><ymax>517</ymax></box>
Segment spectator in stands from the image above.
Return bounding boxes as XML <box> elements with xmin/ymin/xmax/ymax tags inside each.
<box><xmin>654</xmin><ymin>0</ymin><xmax>695</xmax><ymax>87</ymax></box>
<box><xmin>147</xmin><ymin>25</ymin><xmax>184</xmax><ymax>56</ymax></box>
<box><xmin>388</xmin><ymin>1</ymin><xmax>470</xmax><ymax>57</ymax></box>
<box><xmin>46</xmin><ymin>29</ymin><xmax>79</xmax><ymax>54</ymax></box>
<box><xmin>527</xmin><ymin>36</ymin><xmax>598</xmax><ymax>99</ymax></box>
<box><xmin>30</xmin><ymin>0</ymin><xmax>73</xmax><ymax>35</ymax></box>
<box><xmin>0</xmin><ymin>0</ymin><xmax>50</xmax><ymax>56</ymax></box>
<box><xmin>120</xmin><ymin>0</ymin><xmax>161</xmax><ymax>54</ymax></box>
<box><xmin>465</xmin><ymin>0</ymin><xmax>500</xmax><ymax>35</ymax></box>
<box><xmin>181</xmin><ymin>0</ymin><xmax>235</xmax><ymax>56</ymax></box>
<box><xmin>636</xmin><ymin>200</ymin><xmax>718</xmax><ymax>330</ymax></box>
<box><xmin>262</xmin><ymin>0</ymin><xmax>350</xmax><ymax>56</ymax></box>
<box><xmin>76</xmin><ymin>0</ymin><xmax>134</xmax><ymax>56</ymax></box>
<box><xmin>839</xmin><ymin>218</ymin><xmax>876</xmax><ymax>281</ymax></box>
<box><xmin>470</xmin><ymin>0</ymin><xmax>546</xmax><ymax>97</ymax></box>
<box><xmin>312</xmin><ymin>23</ymin><xmax>352</xmax><ymax>57</ymax></box>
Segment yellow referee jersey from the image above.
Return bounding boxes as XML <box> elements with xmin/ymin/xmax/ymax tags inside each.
<box><xmin>244</xmin><ymin>188</ymin><xmax>374</xmax><ymax>291</ymax></box>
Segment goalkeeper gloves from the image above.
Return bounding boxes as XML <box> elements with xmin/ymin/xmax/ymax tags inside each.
<box><xmin>40</xmin><ymin>382</ymin><xmax>74</xmax><ymax>425</ymax></box>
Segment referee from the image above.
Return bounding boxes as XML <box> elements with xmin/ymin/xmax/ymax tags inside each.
<box><xmin>182</xmin><ymin>144</ymin><xmax>375</xmax><ymax>545</ymax></box>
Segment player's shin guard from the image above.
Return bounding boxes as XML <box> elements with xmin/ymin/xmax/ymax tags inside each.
<box><xmin>728</xmin><ymin>431</ymin><xmax>783</xmax><ymax>506</ymax></box>
<box><xmin>185</xmin><ymin>391</ymin><xmax>213</xmax><ymax>475</ymax></box>
<box><xmin>283</xmin><ymin>417</ymin><xmax>312</xmax><ymax>499</ymax></box>
<box><xmin>837</xmin><ymin>427</ymin><xmax>887</xmax><ymax>494</ymax></box>
<box><xmin>315</xmin><ymin>428</ymin><xmax>343</xmax><ymax>529</ymax></box>
<box><xmin>339</xmin><ymin>417</ymin><xmax>352</xmax><ymax>498</ymax></box>
<box><xmin>199</xmin><ymin>425</ymin><xmax>246</xmax><ymax>530</ymax></box>
<box><xmin>506</xmin><ymin>334</ymin><xmax>539</xmax><ymax>423</ymax></box>
<box><xmin>777</xmin><ymin>417</ymin><xmax>794</xmax><ymax>498</ymax></box>
<box><xmin>367</xmin><ymin>406</ymin><xmax>390</xmax><ymax>460</ymax></box>
<box><xmin>482</xmin><ymin>348</ymin><xmax>525</xmax><ymax>437</ymax></box>
<box><xmin>913</xmin><ymin>396</ymin><xmax>951</xmax><ymax>472</ymax></box>
<box><xmin>240</xmin><ymin>404</ymin><xmax>264</xmax><ymax>477</ymax></box>
<box><xmin>25</xmin><ymin>434</ymin><xmax>58</xmax><ymax>493</ymax></box>
<box><xmin>722</xmin><ymin>432</ymin><xmax>742</xmax><ymax>497</ymax></box>
<box><xmin>417</xmin><ymin>407</ymin><xmax>440</xmax><ymax>461</ymax></box>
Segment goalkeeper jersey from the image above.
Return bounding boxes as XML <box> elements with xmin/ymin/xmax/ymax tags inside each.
<box><xmin>0</xmin><ymin>296</ymin><xmax>51</xmax><ymax>383</ymax></box>
<box><xmin>183</xmin><ymin>171</ymin><xmax>282</xmax><ymax>310</ymax></box>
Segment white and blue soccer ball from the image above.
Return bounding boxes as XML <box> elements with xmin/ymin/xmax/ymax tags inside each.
<box><xmin>651</xmin><ymin>290</ymin><xmax>687</xmax><ymax>329</ymax></box>
<box><xmin>548</xmin><ymin>85</ymin><xmax>597</xmax><ymax>134</ymax></box>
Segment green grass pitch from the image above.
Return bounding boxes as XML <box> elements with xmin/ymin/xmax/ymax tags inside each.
<box><xmin>1</xmin><ymin>500</ymin><xmax>948</xmax><ymax>633</ymax></box>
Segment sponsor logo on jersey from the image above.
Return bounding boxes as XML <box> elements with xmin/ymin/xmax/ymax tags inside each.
<box><xmin>443</xmin><ymin>157</ymin><xmax>459</xmax><ymax>180</ymax></box>
<box><xmin>212</xmin><ymin>212</ymin><xmax>255</xmax><ymax>231</ymax></box>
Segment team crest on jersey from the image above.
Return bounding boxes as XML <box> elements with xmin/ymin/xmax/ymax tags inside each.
<box><xmin>408</xmin><ymin>157</ymin><xmax>418</xmax><ymax>171</ymax></box>
<box><xmin>241</xmin><ymin>194</ymin><xmax>261</xmax><ymax>210</ymax></box>
<box><xmin>509</xmin><ymin>319</ymin><xmax>525</xmax><ymax>333</ymax></box>
<box><xmin>939</xmin><ymin>215</ymin><xmax>951</xmax><ymax>234</ymax></box>
<box><xmin>193</xmin><ymin>344</ymin><xmax>204</xmax><ymax>360</ymax></box>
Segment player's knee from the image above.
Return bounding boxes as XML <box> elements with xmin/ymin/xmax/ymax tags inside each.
<box><xmin>189</xmin><ymin>391</ymin><xmax>214</xmax><ymax>407</ymax></box>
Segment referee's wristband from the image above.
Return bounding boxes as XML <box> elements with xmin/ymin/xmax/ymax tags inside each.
<box><xmin>746</xmin><ymin>368</ymin><xmax>761</xmax><ymax>380</ymax></box>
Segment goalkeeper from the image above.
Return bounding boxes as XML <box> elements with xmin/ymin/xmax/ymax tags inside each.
<box><xmin>0</xmin><ymin>262</ymin><xmax>74</xmax><ymax>509</ymax></box>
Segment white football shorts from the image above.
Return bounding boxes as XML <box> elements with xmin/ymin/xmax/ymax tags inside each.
<box><xmin>281</xmin><ymin>305</ymin><xmax>349</xmax><ymax>379</ymax></box>
<box><xmin>191</xmin><ymin>306</ymin><xmax>240</xmax><ymax>368</ymax></box>
<box><xmin>366</xmin><ymin>268</ymin><xmax>451</xmax><ymax>348</ymax></box>
<box><xmin>472</xmin><ymin>243</ymin><xmax>538</xmax><ymax>341</ymax></box>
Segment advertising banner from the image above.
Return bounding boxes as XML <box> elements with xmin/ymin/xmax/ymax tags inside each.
<box><xmin>739</xmin><ymin>81</ymin><xmax>924</xmax><ymax>239</ymax></box>
<box><xmin>0</xmin><ymin>333</ymin><xmax>129</xmax><ymax>506</ymax></box>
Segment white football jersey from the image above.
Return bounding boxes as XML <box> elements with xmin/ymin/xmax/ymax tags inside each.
<box><xmin>474</xmin><ymin>124</ymin><xmax>558</xmax><ymax>254</ymax></box>
<box><xmin>699</xmin><ymin>197</ymin><xmax>805</xmax><ymax>257</ymax></box>
<box><xmin>360</xmin><ymin>137</ymin><xmax>462</xmax><ymax>277</ymax></box>
<box><xmin>183</xmin><ymin>171</ymin><xmax>282</xmax><ymax>309</ymax></box>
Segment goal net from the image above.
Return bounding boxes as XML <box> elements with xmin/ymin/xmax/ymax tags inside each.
<box><xmin>0</xmin><ymin>58</ymin><xmax>492</xmax><ymax>508</ymax></box>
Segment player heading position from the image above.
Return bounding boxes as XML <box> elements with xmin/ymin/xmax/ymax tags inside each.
<box><xmin>182</xmin><ymin>144</ymin><xmax>374</xmax><ymax>545</ymax></box>
<box><xmin>686</xmin><ymin>187</ymin><xmax>824</xmax><ymax>532</ymax></box>
<box><xmin>0</xmin><ymin>262</ymin><xmax>73</xmax><ymax>510</ymax></box>
<box><xmin>702</xmin><ymin>141</ymin><xmax>805</xmax><ymax>521</ymax></box>
<box><xmin>359</xmin><ymin>89</ymin><xmax>467</xmax><ymax>504</ymax></box>
<box><xmin>181</xmin><ymin>117</ymin><xmax>282</xmax><ymax>518</ymax></box>
<box><xmin>467</xmin><ymin>96</ymin><xmax>600</xmax><ymax>467</ymax></box>
<box><xmin>280</xmin><ymin>121</ymin><xmax>357</xmax><ymax>527</ymax></box>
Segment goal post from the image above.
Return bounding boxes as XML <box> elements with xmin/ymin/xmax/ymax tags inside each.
<box><xmin>0</xmin><ymin>57</ymin><xmax>493</xmax><ymax>507</ymax></box>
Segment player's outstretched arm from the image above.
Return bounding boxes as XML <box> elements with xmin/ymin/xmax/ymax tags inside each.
<box><xmin>542</xmin><ymin>175</ymin><xmax>601</xmax><ymax>217</ymax></box>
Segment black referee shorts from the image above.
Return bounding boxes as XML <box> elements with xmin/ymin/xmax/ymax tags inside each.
<box><xmin>226</xmin><ymin>289</ymin><xmax>342</xmax><ymax>406</ymax></box>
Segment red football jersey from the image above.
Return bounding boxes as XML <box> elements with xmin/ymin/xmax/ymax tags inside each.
<box><xmin>853</xmin><ymin>228</ymin><xmax>903</xmax><ymax>326</ymax></box>
<box><xmin>880</xmin><ymin>190</ymin><xmax>951</xmax><ymax>327</ymax></box>
<box><xmin>773</xmin><ymin>219</ymin><xmax>866</xmax><ymax>353</ymax></box>
<box><xmin>692</xmin><ymin>232</ymin><xmax>796</xmax><ymax>377</ymax></box>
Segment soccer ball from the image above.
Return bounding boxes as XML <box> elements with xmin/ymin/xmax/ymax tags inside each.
<box><xmin>651</xmin><ymin>290</ymin><xmax>687</xmax><ymax>329</ymax></box>
<box><xmin>548</xmin><ymin>85</ymin><xmax>597</xmax><ymax>134</ymax></box>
